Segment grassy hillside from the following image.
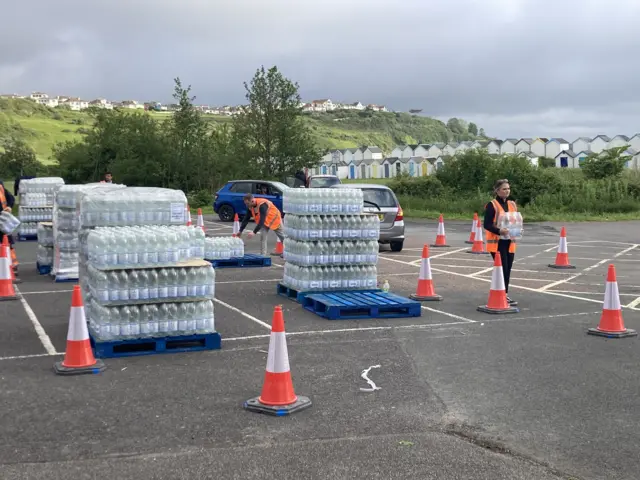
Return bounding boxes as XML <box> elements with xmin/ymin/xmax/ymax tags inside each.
<box><xmin>0</xmin><ymin>98</ymin><xmax>477</xmax><ymax>164</ymax></box>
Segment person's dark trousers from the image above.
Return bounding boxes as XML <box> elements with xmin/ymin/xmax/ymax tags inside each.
<box><xmin>490</xmin><ymin>239</ymin><xmax>514</xmax><ymax>294</ymax></box>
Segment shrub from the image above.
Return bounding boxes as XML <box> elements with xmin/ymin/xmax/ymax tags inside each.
<box><xmin>187</xmin><ymin>189</ymin><xmax>213</xmax><ymax>208</ymax></box>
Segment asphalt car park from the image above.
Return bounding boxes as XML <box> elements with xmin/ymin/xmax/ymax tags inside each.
<box><xmin>1</xmin><ymin>216</ymin><xmax>640</xmax><ymax>479</ymax></box>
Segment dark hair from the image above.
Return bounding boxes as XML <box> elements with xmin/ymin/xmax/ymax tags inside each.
<box><xmin>243</xmin><ymin>193</ymin><xmax>254</xmax><ymax>202</ymax></box>
<box><xmin>493</xmin><ymin>178</ymin><xmax>509</xmax><ymax>192</ymax></box>
<box><xmin>105</xmin><ymin>171</ymin><xmax>112</xmax><ymax>175</ymax></box>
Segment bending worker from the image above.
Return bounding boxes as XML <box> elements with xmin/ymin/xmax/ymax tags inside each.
<box><xmin>484</xmin><ymin>178</ymin><xmax>518</xmax><ymax>307</ymax></box>
<box><xmin>237</xmin><ymin>193</ymin><xmax>285</xmax><ymax>256</ymax></box>
<box><xmin>0</xmin><ymin>181</ymin><xmax>20</xmax><ymax>277</ymax></box>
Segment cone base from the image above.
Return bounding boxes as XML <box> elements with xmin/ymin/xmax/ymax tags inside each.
<box><xmin>467</xmin><ymin>250</ymin><xmax>490</xmax><ymax>255</ymax></box>
<box><xmin>548</xmin><ymin>264</ymin><xmax>576</xmax><ymax>269</ymax></box>
<box><xmin>54</xmin><ymin>358</ymin><xmax>107</xmax><ymax>376</ymax></box>
<box><xmin>244</xmin><ymin>395</ymin><xmax>312</xmax><ymax>416</ymax></box>
<box><xmin>477</xmin><ymin>305</ymin><xmax>520</xmax><ymax>315</ymax></box>
<box><xmin>409</xmin><ymin>293</ymin><xmax>443</xmax><ymax>302</ymax></box>
<box><xmin>0</xmin><ymin>294</ymin><xmax>18</xmax><ymax>301</ymax></box>
<box><xmin>465</xmin><ymin>240</ymin><xmax>474</xmax><ymax>244</ymax></box>
<box><xmin>270</xmin><ymin>251</ymin><xmax>283</xmax><ymax>256</ymax></box>
<box><xmin>587</xmin><ymin>327</ymin><xmax>637</xmax><ymax>339</ymax></box>
<box><xmin>430</xmin><ymin>244</ymin><xmax>450</xmax><ymax>248</ymax></box>
<box><xmin>12</xmin><ymin>277</ymin><xmax>22</xmax><ymax>284</ymax></box>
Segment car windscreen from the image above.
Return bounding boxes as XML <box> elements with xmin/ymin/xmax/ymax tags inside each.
<box><xmin>310</xmin><ymin>177</ymin><xmax>340</xmax><ymax>187</ymax></box>
<box><xmin>362</xmin><ymin>188</ymin><xmax>397</xmax><ymax>208</ymax></box>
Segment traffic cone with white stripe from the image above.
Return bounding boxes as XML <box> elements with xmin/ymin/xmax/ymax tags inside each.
<box><xmin>465</xmin><ymin>213</ymin><xmax>478</xmax><ymax>244</ymax></box>
<box><xmin>0</xmin><ymin>241</ymin><xmax>17</xmax><ymax>301</ymax></box>
<box><xmin>548</xmin><ymin>227</ymin><xmax>575</xmax><ymax>269</ymax></box>
<box><xmin>186</xmin><ymin>205</ymin><xmax>192</xmax><ymax>226</ymax></box>
<box><xmin>467</xmin><ymin>219</ymin><xmax>489</xmax><ymax>255</ymax></box>
<box><xmin>431</xmin><ymin>214</ymin><xmax>449</xmax><ymax>247</ymax></box>
<box><xmin>588</xmin><ymin>265</ymin><xmax>637</xmax><ymax>338</ymax></box>
<box><xmin>54</xmin><ymin>285</ymin><xmax>107</xmax><ymax>375</ymax></box>
<box><xmin>409</xmin><ymin>245</ymin><xmax>442</xmax><ymax>301</ymax></box>
<box><xmin>477</xmin><ymin>253</ymin><xmax>519</xmax><ymax>314</ymax></box>
<box><xmin>232</xmin><ymin>213</ymin><xmax>240</xmax><ymax>237</ymax></box>
<box><xmin>244</xmin><ymin>305</ymin><xmax>312</xmax><ymax>416</ymax></box>
<box><xmin>196</xmin><ymin>208</ymin><xmax>206</xmax><ymax>233</ymax></box>
<box><xmin>271</xmin><ymin>238</ymin><xmax>284</xmax><ymax>256</ymax></box>
<box><xmin>1</xmin><ymin>236</ymin><xmax>20</xmax><ymax>284</ymax></box>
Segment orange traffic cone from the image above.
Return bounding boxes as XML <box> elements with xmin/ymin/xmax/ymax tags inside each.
<box><xmin>1</xmin><ymin>236</ymin><xmax>20</xmax><ymax>284</ymax></box>
<box><xmin>467</xmin><ymin>219</ymin><xmax>489</xmax><ymax>255</ymax></box>
<box><xmin>232</xmin><ymin>213</ymin><xmax>240</xmax><ymax>237</ymax></box>
<box><xmin>186</xmin><ymin>204</ymin><xmax>192</xmax><ymax>226</ymax></box>
<box><xmin>465</xmin><ymin>213</ymin><xmax>478</xmax><ymax>244</ymax></box>
<box><xmin>196</xmin><ymin>208</ymin><xmax>206</xmax><ymax>233</ymax></box>
<box><xmin>409</xmin><ymin>245</ymin><xmax>442</xmax><ymax>301</ymax></box>
<box><xmin>477</xmin><ymin>253</ymin><xmax>519</xmax><ymax>314</ymax></box>
<box><xmin>549</xmin><ymin>227</ymin><xmax>575</xmax><ymax>269</ymax></box>
<box><xmin>588</xmin><ymin>265</ymin><xmax>637</xmax><ymax>338</ymax></box>
<box><xmin>431</xmin><ymin>214</ymin><xmax>449</xmax><ymax>247</ymax></box>
<box><xmin>244</xmin><ymin>305</ymin><xmax>312</xmax><ymax>416</ymax></box>
<box><xmin>0</xmin><ymin>242</ymin><xmax>17</xmax><ymax>301</ymax></box>
<box><xmin>54</xmin><ymin>286</ymin><xmax>107</xmax><ymax>375</ymax></box>
<box><xmin>271</xmin><ymin>238</ymin><xmax>284</xmax><ymax>256</ymax></box>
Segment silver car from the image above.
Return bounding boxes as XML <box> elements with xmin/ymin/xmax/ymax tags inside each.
<box><xmin>332</xmin><ymin>183</ymin><xmax>405</xmax><ymax>252</ymax></box>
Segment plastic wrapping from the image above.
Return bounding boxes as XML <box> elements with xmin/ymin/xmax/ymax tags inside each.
<box><xmin>78</xmin><ymin>187</ymin><xmax>188</xmax><ymax>228</ymax></box>
<box><xmin>497</xmin><ymin>211</ymin><xmax>524</xmax><ymax>240</ymax></box>
<box><xmin>37</xmin><ymin>245</ymin><xmax>54</xmax><ymax>266</ymax></box>
<box><xmin>283</xmin><ymin>239</ymin><xmax>378</xmax><ymax>266</ymax></box>
<box><xmin>18</xmin><ymin>177</ymin><xmax>65</xmax><ymax>238</ymax></box>
<box><xmin>204</xmin><ymin>237</ymin><xmax>244</xmax><ymax>260</ymax></box>
<box><xmin>283</xmin><ymin>214</ymin><xmax>380</xmax><ymax>241</ymax></box>
<box><xmin>283</xmin><ymin>188</ymin><xmax>363</xmax><ymax>214</ymax></box>
<box><xmin>0</xmin><ymin>211</ymin><xmax>21</xmax><ymax>235</ymax></box>
<box><xmin>282</xmin><ymin>264</ymin><xmax>378</xmax><ymax>292</ymax></box>
<box><xmin>37</xmin><ymin>222</ymin><xmax>54</xmax><ymax>246</ymax></box>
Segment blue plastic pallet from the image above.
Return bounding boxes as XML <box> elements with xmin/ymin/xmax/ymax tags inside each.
<box><xmin>302</xmin><ymin>291</ymin><xmax>422</xmax><ymax>320</ymax></box>
<box><xmin>277</xmin><ymin>282</ymin><xmax>384</xmax><ymax>304</ymax></box>
<box><xmin>90</xmin><ymin>332</ymin><xmax>222</xmax><ymax>359</ymax></box>
<box><xmin>19</xmin><ymin>234</ymin><xmax>37</xmax><ymax>242</ymax></box>
<box><xmin>54</xmin><ymin>276</ymin><xmax>78</xmax><ymax>283</ymax></box>
<box><xmin>208</xmin><ymin>254</ymin><xmax>271</xmax><ymax>269</ymax></box>
<box><xmin>36</xmin><ymin>262</ymin><xmax>51</xmax><ymax>275</ymax></box>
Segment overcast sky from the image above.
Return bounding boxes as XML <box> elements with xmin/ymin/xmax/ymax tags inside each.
<box><xmin>2</xmin><ymin>0</ymin><xmax>639</xmax><ymax>139</ymax></box>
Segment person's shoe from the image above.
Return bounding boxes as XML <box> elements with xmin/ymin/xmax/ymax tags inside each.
<box><xmin>506</xmin><ymin>296</ymin><xmax>518</xmax><ymax>306</ymax></box>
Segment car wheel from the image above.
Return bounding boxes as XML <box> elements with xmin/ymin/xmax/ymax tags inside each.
<box><xmin>390</xmin><ymin>241</ymin><xmax>404</xmax><ymax>252</ymax></box>
<box><xmin>218</xmin><ymin>205</ymin><xmax>234</xmax><ymax>222</ymax></box>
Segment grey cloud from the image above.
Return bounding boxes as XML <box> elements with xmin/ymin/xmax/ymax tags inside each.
<box><xmin>1</xmin><ymin>0</ymin><xmax>639</xmax><ymax>138</ymax></box>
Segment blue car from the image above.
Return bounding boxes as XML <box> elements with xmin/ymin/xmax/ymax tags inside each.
<box><xmin>213</xmin><ymin>180</ymin><xmax>289</xmax><ymax>222</ymax></box>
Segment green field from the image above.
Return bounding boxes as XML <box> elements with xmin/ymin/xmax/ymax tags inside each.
<box><xmin>0</xmin><ymin>98</ymin><xmax>474</xmax><ymax>164</ymax></box>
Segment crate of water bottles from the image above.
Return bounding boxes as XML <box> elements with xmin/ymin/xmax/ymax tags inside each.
<box><xmin>283</xmin><ymin>239</ymin><xmax>378</xmax><ymax>266</ymax></box>
<box><xmin>283</xmin><ymin>188</ymin><xmax>364</xmax><ymax>214</ymax></box>
<box><xmin>283</xmin><ymin>214</ymin><xmax>380</xmax><ymax>241</ymax></box>
<box><xmin>85</xmin><ymin>298</ymin><xmax>216</xmax><ymax>341</ymax></box>
<box><xmin>18</xmin><ymin>207</ymin><xmax>52</xmax><ymax>222</ymax></box>
<box><xmin>283</xmin><ymin>264</ymin><xmax>378</xmax><ymax>292</ymax></box>
<box><xmin>18</xmin><ymin>177</ymin><xmax>65</xmax><ymax>239</ymax></box>
<box><xmin>0</xmin><ymin>210</ymin><xmax>20</xmax><ymax>235</ymax></box>
<box><xmin>204</xmin><ymin>237</ymin><xmax>244</xmax><ymax>260</ymax></box>
<box><xmin>36</xmin><ymin>222</ymin><xmax>54</xmax><ymax>269</ymax></box>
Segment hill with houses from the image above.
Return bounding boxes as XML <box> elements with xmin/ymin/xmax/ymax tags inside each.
<box><xmin>0</xmin><ymin>95</ymin><xmax>481</xmax><ymax>163</ymax></box>
<box><xmin>313</xmin><ymin>135</ymin><xmax>640</xmax><ymax>179</ymax></box>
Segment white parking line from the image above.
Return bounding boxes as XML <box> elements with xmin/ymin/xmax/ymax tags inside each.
<box><xmin>421</xmin><ymin>306</ymin><xmax>477</xmax><ymax>323</ymax></box>
<box><xmin>213</xmin><ymin>298</ymin><xmax>271</xmax><ymax>329</ymax></box>
<box><xmin>14</xmin><ymin>286</ymin><xmax>58</xmax><ymax>355</ymax></box>
<box><xmin>624</xmin><ymin>296</ymin><xmax>640</xmax><ymax>309</ymax></box>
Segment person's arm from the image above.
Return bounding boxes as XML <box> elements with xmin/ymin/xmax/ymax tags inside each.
<box><xmin>253</xmin><ymin>203</ymin><xmax>269</xmax><ymax>234</ymax></box>
<box><xmin>238</xmin><ymin>210</ymin><xmax>251</xmax><ymax>234</ymax></box>
<box><xmin>483</xmin><ymin>201</ymin><xmax>501</xmax><ymax>235</ymax></box>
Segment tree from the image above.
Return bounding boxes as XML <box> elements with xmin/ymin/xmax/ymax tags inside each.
<box><xmin>537</xmin><ymin>156</ymin><xmax>555</xmax><ymax>168</ymax></box>
<box><xmin>468</xmin><ymin>122</ymin><xmax>478</xmax><ymax>136</ymax></box>
<box><xmin>479</xmin><ymin>128</ymin><xmax>486</xmax><ymax>137</ymax></box>
<box><xmin>581</xmin><ymin>146</ymin><xmax>630</xmax><ymax>179</ymax></box>
<box><xmin>0</xmin><ymin>138</ymin><xmax>40</xmax><ymax>178</ymax></box>
<box><xmin>446</xmin><ymin>118</ymin><xmax>465</xmax><ymax>135</ymax></box>
<box><xmin>232</xmin><ymin>65</ymin><xmax>321</xmax><ymax>179</ymax></box>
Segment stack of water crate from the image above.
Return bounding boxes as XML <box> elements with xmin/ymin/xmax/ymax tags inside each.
<box><xmin>204</xmin><ymin>236</ymin><xmax>271</xmax><ymax>268</ymax></box>
<box><xmin>36</xmin><ymin>223</ymin><xmax>54</xmax><ymax>274</ymax></box>
<box><xmin>278</xmin><ymin>188</ymin><xmax>421</xmax><ymax>320</ymax></box>
<box><xmin>17</xmin><ymin>177</ymin><xmax>65</xmax><ymax>240</ymax></box>
<box><xmin>77</xmin><ymin>187</ymin><xmax>221</xmax><ymax>358</ymax></box>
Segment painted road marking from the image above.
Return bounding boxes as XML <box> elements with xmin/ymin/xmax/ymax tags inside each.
<box><xmin>14</xmin><ymin>286</ymin><xmax>58</xmax><ymax>356</ymax></box>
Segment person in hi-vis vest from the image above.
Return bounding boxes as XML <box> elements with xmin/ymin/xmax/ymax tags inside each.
<box><xmin>237</xmin><ymin>193</ymin><xmax>285</xmax><ymax>256</ymax></box>
<box><xmin>483</xmin><ymin>179</ymin><xmax>519</xmax><ymax>307</ymax></box>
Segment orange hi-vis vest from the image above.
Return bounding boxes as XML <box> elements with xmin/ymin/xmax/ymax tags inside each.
<box><xmin>251</xmin><ymin>198</ymin><xmax>282</xmax><ymax>230</ymax></box>
<box><xmin>485</xmin><ymin>199</ymin><xmax>517</xmax><ymax>254</ymax></box>
<box><xmin>0</xmin><ymin>185</ymin><xmax>19</xmax><ymax>267</ymax></box>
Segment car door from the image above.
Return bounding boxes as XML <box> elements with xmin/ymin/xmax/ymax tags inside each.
<box><xmin>228</xmin><ymin>181</ymin><xmax>253</xmax><ymax>217</ymax></box>
<box><xmin>361</xmin><ymin>188</ymin><xmax>399</xmax><ymax>230</ymax></box>
<box><xmin>254</xmin><ymin>183</ymin><xmax>283</xmax><ymax>213</ymax></box>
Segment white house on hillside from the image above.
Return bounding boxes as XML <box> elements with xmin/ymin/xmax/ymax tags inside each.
<box><xmin>571</xmin><ymin>137</ymin><xmax>591</xmax><ymax>154</ymax></box>
<box><xmin>590</xmin><ymin>135</ymin><xmax>610</xmax><ymax>153</ymax></box>
<box><xmin>487</xmin><ymin>140</ymin><xmax>502</xmax><ymax>155</ymax></box>
<box><xmin>531</xmin><ymin>138</ymin><xmax>548</xmax><ymax>157</ymax></box>
<box><xmin>500</xmin><ymin>139</ymin><xmax>518</xmax><ymax>154</ymax></box>
<box><xmin>515</xmin><ymin>138</ymin><xmax>532</xmax><ymax>153</ymax></box>
<box><xmin>608</xmin><ymin>135</ymin><xmax>631</xmax><ymax>149</ymax></box>
<box><xmin>629</xmin><ymin>134</ymin><xmax>640</xmax><ymax>151</ymax></box>
<box><xmin>555</xmin><ymin>150</ymin><xmax>577</xmax><ymax>168</ymax></box>
<box><xmin>545</xmin><ymin>138</ymin><xmax>570</xmax><ymax>159</ymax></box>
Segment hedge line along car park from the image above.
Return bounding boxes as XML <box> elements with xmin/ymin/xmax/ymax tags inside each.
<box><xmin>214</xmin><ymin>179</ymin><xmax>405</xmax><ymax>252</ymax></box>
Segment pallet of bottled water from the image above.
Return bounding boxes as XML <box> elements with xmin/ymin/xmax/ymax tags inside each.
<box><xmin>0</xmin><ymin>210</ymin><xmax>21</xmax><ymax>235</ymax></box>
<box><xmin>283</xmin><ymin>188</ymin><xmax>363</xmax><ymax>214</ymax></box>
<box><xmin>283</xmin><ymin>214</ymin><xmax>380</xmax><ymax>241</ymax></box>
<box><xmin>18</xmin><ymin>207</ymin><xmax>52</xmax><ymax>222</ymax></box>
<box><xmin>283</xmin><ymin>264</ymin><xmax>378</xmax><ymax>292</ymax></box>
<box><xmin>204</xmin><ymin>237</ymin><xmax>244</xmax><ymax>260</ymax></box>
<box><xmin>283</xmin><ymin>239</ymin><xmax>378</xmax><ymax>266</ymax></box>
<box><xmin>86</xmin><ymin>299</ymin><xmax>216</xmax><ymax>342</ymax></box>
<box><xmin>18</xmin><ymin>177</ymin><xmax>64</xmax><ymax>239</ymax></box>
<box><xmin>36</xmin><ymin>223</ymin><xmax>54</xmax><ymax>271</ymax></box>
<box><xmin>83</xmin><ymin>261</ymin><xmax>215</xmax><ymax>306</ymax></box>
<box><xmin>79</xmin><ymin>187</ymin><xmax>188</xmax><ymax>228</ymax></box>
<box><xmin>81</xmin><ymin>225</ymin><xmax>206</xmax><ymax>269</ymax></box>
